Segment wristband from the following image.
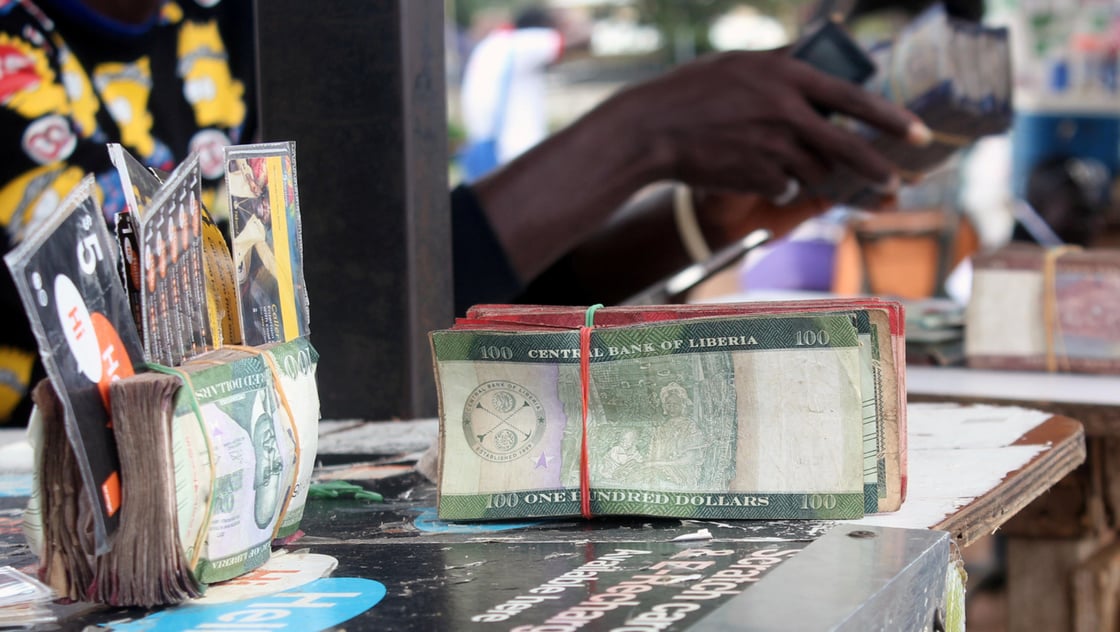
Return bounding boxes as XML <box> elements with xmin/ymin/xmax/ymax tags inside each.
<box><xmin>673</xmin><ymin>183</ymin><xmax>711</xmax><ymax>263</ymax></box>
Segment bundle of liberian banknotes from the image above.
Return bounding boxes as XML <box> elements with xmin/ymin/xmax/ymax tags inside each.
<box><xmin>23</xmin><ymin>339</ymin><xmax>320</xmax><ymax>607</ymax></box>
<box><xmin>430</xmin><ymin>299</ymin><xmax>907</xmax><ymax>521</ymax></box>
<box><xmin>966</xmin><ymin>244</ymin><xmax>1120</xmax><ymax>374</ymax></box>
<box><xmin>819</xmin><ymin>3</ymin><xmax>1012</xmax><ymax>204</ymax></box>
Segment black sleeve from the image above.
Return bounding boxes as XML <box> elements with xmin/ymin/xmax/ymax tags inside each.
<box><xmin>514</xmin><ymin>252</ymin><xmax>600</xmax><ymax>306</ymax></box>
<box><xmin>451</xmin><ymin>184</ymin><xmax>601</xmax><ymax>313</ymax></box>
<box><xmin>451</xmin><ymin>184</ymin><xmax>523</xmax><ymax>315</ymax></box>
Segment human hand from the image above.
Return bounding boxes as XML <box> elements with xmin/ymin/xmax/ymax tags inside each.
<box><xmin>619</xmin><ymin>49</ymin><xmax>931</xmax><ymax>200</ymax></box>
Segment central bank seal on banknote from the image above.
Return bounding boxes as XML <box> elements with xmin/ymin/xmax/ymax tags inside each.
<box><xmin>463</xmin><ymin>380</ymin><xmax>547</xmax><ymax>462</ymax></box>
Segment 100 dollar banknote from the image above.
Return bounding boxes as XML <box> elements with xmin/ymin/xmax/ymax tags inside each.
<box><xmin>465</xmin><ymin>300</ymin><xmax>907</xmax><ymax>513</ymax></box>
<box><xmin>169</xmin><ymin>338</ymin><xmax>319</xmax><ymax>584</ymax></box>
<box><xmin>431</xmin><ymin>313</ymin><xmax>867</xmax><ymax>520</ymax></box>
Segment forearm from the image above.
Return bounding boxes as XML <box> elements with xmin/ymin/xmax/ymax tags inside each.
<box><xmin>471</xmin><ymin>86</ymin><xmax>669</xmax><ymax>283</ymax></box>
<box><xmin>469</xmin><ymin>47</ymin><xmax>922</xmax><ymax>301</ymax></box>
<box><xmin>558</xmin><ymin>185</ymin><xmax>690</xmax><ymax>304</ymax></box>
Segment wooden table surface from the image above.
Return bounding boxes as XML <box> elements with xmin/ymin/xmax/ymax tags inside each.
<box><xmin>905</xmin><ymin>365</ymin><xmax>1115</xmax><ymax>632</ymax></box>
<box><xmin>908</xmin><ymin>366</ymin><xmax>1120</xmax><ymax>437</ymax></box>
<box><xmin>846</xmin><ymin>403</ymin><xmax>1084</xmax><ymax>548</ymax></box>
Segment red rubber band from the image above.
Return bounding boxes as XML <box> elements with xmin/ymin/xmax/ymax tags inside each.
<box><xmin>579</xmin><ymin>324</ymin><xmax>593</xmax><ymax>519</ymax></box>
<box><xmin>577</xmin><ymin>303</ymin><xmax>602</xmax><ymax>519</ymax></box>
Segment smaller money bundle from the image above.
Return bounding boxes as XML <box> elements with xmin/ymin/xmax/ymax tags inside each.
<box><xmin>430</xmin><ymin>299</ymin><xmax>907</xmax><ymax>522</ymax></box>
<box><xmin>966</xmin><ymin>244</ymin><xmax>1120</xmax><ymax>374</ymax></box>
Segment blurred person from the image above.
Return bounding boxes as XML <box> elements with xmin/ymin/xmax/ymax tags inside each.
<box><xmin>1012</xmin><ymin>155</ymin><xmax>1110</xmax><ymax>248</ymax></box>
<box><xmin>458</xmin><ymin>5</ymin><xmax>567</xmax><ymax>182</ymax></box>
<box><xmin>0</xmin><ymin>0</ymin><xmax>254</xmax><ymax>425</ymax></box>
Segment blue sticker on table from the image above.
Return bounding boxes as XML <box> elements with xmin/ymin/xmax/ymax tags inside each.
<box><xmin>412</xmin><ymin>507</ymin><xmax>542</xmax><ymax>533</ymax></box>
<box><xmin>0</xmin><ymin>474</ymin><xmax>32</xmax><ymax>497</ymax></box>
<box><xmin>103</xmin><ymin>578</ymin><xmax>386</xmax><ymax>631</ymax></box>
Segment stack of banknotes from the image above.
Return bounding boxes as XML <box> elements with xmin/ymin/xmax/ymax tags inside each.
<box><xmin>23</xmin><ymin>339</ymin><xmax>319</xmax><ymax>607</ymax></box>
<box><xmin>819</xmin><ymin>3</ymin><xmax>1012</xmax><ymax>204</ymax></box>
<box><xmin>904</xmin><ymin>298</ymin><xmax>965</xmax><ymax>366</ymax></box>
<box><xmin>966</xmin><ymin>244</ymin><xmax>1120</xmax><ymax>374</ymax></box>
<box><xmin>430</xmin><ymin>299</ymin><xmax>907</xmax><ymax>521</ymax></box>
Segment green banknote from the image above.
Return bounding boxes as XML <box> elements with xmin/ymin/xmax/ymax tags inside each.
<box><xmin>462</xmin><ymin>301</ymin><xmax>906</xmax><ymax>514</ymax></box>
<box><xmin>431</xmin><ymin>314</ymin><xmax>866</xmax><ymax>521</ymax></box>
<box><xmin>170</xmin><ymin>338</ymin><xmax>318</xmax><ymax>584</ymax></box>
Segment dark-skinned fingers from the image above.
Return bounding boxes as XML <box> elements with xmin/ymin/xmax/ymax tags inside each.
<box><xmin>784</xmin><ymin>57</ymin><xmax>932</xmax><ymax>146</ymax></box>
<box><xmin>785</xmin><ymin>102</ymin><xmax>899</xmax><ymax>188</ymax></box>
<box><xmin>685</xmin><ymin>159</ymin><xmax>788</xmax><ymax>197</ymax></box>
<box><xmin>739</xmin><ymin>162</ymin><xmax>790</xmax><ymax>198</ymax></box>
<box><xmin>704</xmin><ymin>126</ymin><xmax>830</xmax><ymax>188</ymax></box>
<box><xmin>674</xmin><ymin>136</ymin><xmax>790</xmax><ymax>196</ymax></box>
<box><xmin>684</xmin><ymin>167</ymin><xmax>789</xmax><ymax>198</ymax></box>
<box><xmin>760</xmin><ymin>134</ymin><xmax>830</xmax><ymax>187</ymax></box>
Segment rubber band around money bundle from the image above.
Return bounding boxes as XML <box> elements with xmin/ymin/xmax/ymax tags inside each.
<box><xmin>226</xmin><ymin>345</ymin><xmax>303</xmax><ymax>540</ymax></box>
<box><xmin>147</xmin><ymin>344</ymin><xmax>304</xmax><ymax>560</ymax></box>
<box><xmin>578</xmin><ymin>304</ymin><xmax>604</xmax><ymax>519</ymax></box>
<box><xmin>1042</xmin><ymin>246</ymin><xmax>1081</xmax><ymax>373</ymax></box>
<box><xmin>146</xmin><ymin>363</ymin><xmax>216</xmax><ymax>570</ymax></box>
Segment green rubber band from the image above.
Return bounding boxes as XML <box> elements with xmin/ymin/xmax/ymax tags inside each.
<box><xmin>584</xmin><ymin>304</ymin><xmax>604</xmax><ymax>328</ymax></box>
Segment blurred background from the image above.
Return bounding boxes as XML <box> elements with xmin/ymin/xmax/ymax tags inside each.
<box><xmin>444</xmin><ymin>0</ymin><xmax>1120</xmax><ymax>290</ymax></box>
<box><xmin>446</xmin><ymin>0</ymin><xmax>809</xmax><ymax>182</ymax></box>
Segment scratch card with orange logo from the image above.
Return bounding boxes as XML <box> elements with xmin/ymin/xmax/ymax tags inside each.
<box><xmin>3</xmin><ymin>175</ymin><xmax>146</xmax><ymax>555</ymax></box>
<box><xmin>225</xmin><ymin>142</ymin><xmax>310</xmax><ymax>346</ymax></box>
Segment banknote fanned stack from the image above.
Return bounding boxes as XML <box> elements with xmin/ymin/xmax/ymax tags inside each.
<box><xmin>430</xmin><ymin>299</ymin><xmax>907</xmax><ymax>521</ymax></box>
<box><xmin>819</xmin><ymin>3</ymin><xmax>1012</xmax><ymax>204</ymax></box>
<box><xmin>0</xmin><ymin>565</ymin><xmax>54</xmax><ymax>628</ymax></box>
<box><xmin>904</xmin><ymin>298</ymin><xmax>965</xmax><ymax>367</ymax></box>
<box><xmin>5</xmin><ymin>143</ymin><xmax>318</xmax><ymax>606</ymax></box>
<box><xmin>966</xmin><ymin>244</ymin><xmax>1120</xmax><ymax>374</ymax></box>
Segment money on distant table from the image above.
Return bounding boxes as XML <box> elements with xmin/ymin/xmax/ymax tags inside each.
<box><xmin>430</xmin><ymin>300</ymin><xmax>907</xmax><ymax>522</ymax></box>
<box><xmin>967</xmin><ymin>244</ymin><xmax>1120</xmax><ymax>374</ymax></box>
